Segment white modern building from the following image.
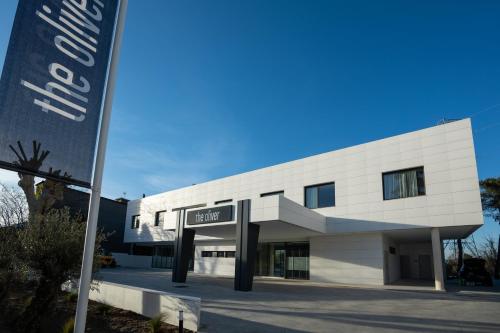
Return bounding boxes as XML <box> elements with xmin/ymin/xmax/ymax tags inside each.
<box><xmin>118</xmin><ymin>119</ymin><xmax>483</xmax><ymax>290</ymax></box>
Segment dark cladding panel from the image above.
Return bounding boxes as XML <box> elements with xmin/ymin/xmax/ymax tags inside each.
<box><xmin>172</xmin><ymin>210</ymin><xmax>195</xmax><ymax>283</ymax></box>
<box><xmin>234</xmin><ymin>199</ymin><xmax>260</xmax><ymax>291</ymax></box>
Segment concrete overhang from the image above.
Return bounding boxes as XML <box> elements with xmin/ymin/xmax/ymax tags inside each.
<box><xmin>383</xmin><ymin>224</ymin><xmax>482</xmax><ymax>242</ymax></box>
<box><xmin>186</xmin><ymin>196</ymin><xmax>326</xmax><ymax>241</ymax></box>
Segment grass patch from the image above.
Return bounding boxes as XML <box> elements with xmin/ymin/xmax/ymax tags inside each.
<box><xmin>147</xmin><ymin>313</ymin><xmax>166</xmax><ymax>333</ymax></box>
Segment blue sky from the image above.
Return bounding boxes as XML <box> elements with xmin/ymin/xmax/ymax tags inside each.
<box><xmin>0</xmin><ymin>0</ymin><xmax>499</xmax><ymax>242</ymax></box>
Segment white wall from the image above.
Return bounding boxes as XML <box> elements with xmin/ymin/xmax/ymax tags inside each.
<box><xmin>382</xmin><ymin>236</ymin><xmax>400</xmax><ymax>284</ymax></box>
<box><xmin>125</xmin><ymin>119</ymin><xmax>482</xmax><ymax>244</ymax></box>
<box><xmin>310</xmin><ymin>233</ymin><xmax>384</xmax><ymax>285</ymax></box>
<box><xmin>194</xmin><ymin>241</ymin><xmax>236</xmax><ymax>276</ymax></box>
<box><xmin>88</xmin><ymin>281</ymin><xmax>200</xmax><ymax>332</ymax></box>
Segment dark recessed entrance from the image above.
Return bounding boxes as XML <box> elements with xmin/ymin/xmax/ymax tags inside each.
<box><xmin>152</xmin><ymin>245</ymin><xmax>194</xmax><ymax>271</ymax></box>
<box><xmin>255</xmin><ymin>242</ymin><xmax>309</xmax><ymax>280</ymax></box>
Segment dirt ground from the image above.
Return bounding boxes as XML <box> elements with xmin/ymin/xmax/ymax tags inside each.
<box><xmin>0</xmin><ymin>288</ymin><xmax>191</xmax><ymax>333</ymax></box>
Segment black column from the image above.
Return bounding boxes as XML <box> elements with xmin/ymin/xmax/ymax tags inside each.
<box><xmin>172</xmin><ymin>209</ymin><xmax>195</xmax><ymax>283</ymax></box>
<box><xmin>234</xmin><ymin>199</ymin><xmax>260</xmax><ymax>291</ymax></box>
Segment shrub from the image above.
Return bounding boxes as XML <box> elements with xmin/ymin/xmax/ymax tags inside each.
<box><xmin>61</xmin><ymin>317</ymin><xmax>75</xmax><ymax>333</ymax></box>
<box><xmin>96</xmin><ymin>302</ymin><xmax>112</xmax><ymax>315</ymax></box>
<box><xmin>64</xmin><ymin>292</ymin><xmax>78</xmax><ymax>303</ymax></box>
<box><xmin>12</xmin><ymin>208</ymin><xmax>105</xmax><ymax>333</ymax></box>
<box><xmin>148</xmin><ymin>313</ymin><xmax>166</xmax><ymax>333</ymax></box>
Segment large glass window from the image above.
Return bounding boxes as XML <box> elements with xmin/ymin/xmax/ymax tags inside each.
<box><xmin>131</xmin><ymin>215</ymin><xmax>140</xmax><ymax>229</ymax></box>
<box><xmin>254</xmin><ymin>242</ymin><xmax>309</xmax><ymax>280</ymax></box>
<box><xmin>154</xmin><ymin>211</ymin><xmax>165</xmax><ymax>227</ymax></box>
<box><xmin>152</xmin><ymin>245</ymin><xmax>174</xmax><ymax>269</ymax></box>
<box><xmin>383</xmin><ymin>167</ymin><xmax>425</xmax><ymax>200</ymax></box>
<box><xmin>305</xmin><ymin>182</ymin><xmax>335</xmax><ymax>208</ymax></box>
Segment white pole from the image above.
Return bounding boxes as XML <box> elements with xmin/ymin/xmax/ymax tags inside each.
<box><xmin>74</xmin><ymin>1</ymin><xmax>128</xmax><ymax>332</ymax></box>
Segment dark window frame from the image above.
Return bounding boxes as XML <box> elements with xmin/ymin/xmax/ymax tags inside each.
<box><xmin>201</xmin><ymin>251</ymin><xmax>213</xmax><ymax>257</ymax></box>
<box><xmin>382</xmin><ymin>166</ymin><xmax>426</xmax><ymax>201</ymax></box>
<box><xmin>201</xmin><ymin>250</ymin><xmax>236</xmax><ymax>258</ymax></box>
<box><xmin>260</xmin><ymin>190</ymin><xmax>284</xmax><ymax>197</ymax></box>
<box><xmin>214</xmin><ymin>199</ymin><xmax>232</xmax><ymax>205</ymax></box>
<box><xmin>131</xmin><ymin>215</ymin><xmax>140</xmax><ymax>229</ymax></box>
<box><xmin>304</xmin><ymin>182</ymin><xmax>335</xmax><ymax>209</ymax></box>
<box><xmin>154</xmin><ymin>210</ymin><xmax>166</xmax><ymax>227</ymax></box>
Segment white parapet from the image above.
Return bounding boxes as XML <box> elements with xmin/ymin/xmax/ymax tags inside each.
<box><xmin>112</xmin><ymin>252</ymin><xmax>153</xmax><ymax>268</ymax></box>
<box><xmin>63</xmin><ymin>280</ymin><xmax>201</xmax><ymax>331</ymax></box>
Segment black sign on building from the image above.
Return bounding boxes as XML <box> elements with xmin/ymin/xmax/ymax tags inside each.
<box><xmin>186</xmin><ymin>205</ymin><xmax>234</xmax><ymax>225</ymax></box>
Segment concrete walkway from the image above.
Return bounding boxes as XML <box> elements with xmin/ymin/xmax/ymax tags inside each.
<box><xmin>98</xmin><ymin>268</ymin><xmax>500</xmax><ymax>333</ymax></box>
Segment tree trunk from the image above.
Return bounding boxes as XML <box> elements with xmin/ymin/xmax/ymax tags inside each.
<box><xmin>457</xmin><ymin>239</ymin><xmax>463</xmax><ymax>273</ymax></box>
<box><xmin>495</xmin><ymin>234</ymin><xmax>500</xmax><ymax>279</ymax></box>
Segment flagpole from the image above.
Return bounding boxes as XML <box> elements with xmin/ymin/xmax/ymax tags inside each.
<box><xmin>74</xmin><ymin>1</ymin><xmax>128</xmax><ymax>332</ymax></box>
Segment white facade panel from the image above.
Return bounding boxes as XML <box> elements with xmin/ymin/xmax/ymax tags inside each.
<box><xmin>310</xmin><ymin>233</ymin><xmax>384</xmax><ymax>285</ymax></box>
<box><xmin>120</xmin><ymin>119</ymin><xmax>483</xmax><ymax>286</ymax></box>
<box><xmin>124</xmin><ymin>118</ymin><xmax>482</xmax><ymax>243</ymax></box>
<box><xmin>194</xmin><ymin>241</ymin><xmax>236</xmax><ymax>276</ymax></box>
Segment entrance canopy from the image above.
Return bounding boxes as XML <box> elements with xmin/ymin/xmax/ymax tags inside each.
<box><xmin>383</xmin><ymin>224</ymin><xmax>480</xmax><ymax>243</ymax></box>
<box><xmin>186</xmin><ymin>196</ymin><xmax>326</xmax><ymax>242</ymax></box>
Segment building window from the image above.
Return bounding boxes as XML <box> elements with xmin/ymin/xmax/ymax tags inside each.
<box><xmin>154</xmin><ymin>211</ymin><xmax>166</xmax><ymax>227</ymax></box>
<box><xmin>383</xmin><ymin>167</ymin><xmax>425</xmax><ymax>200</ymax></box>
<box><xmin>215</xmin><ymin>199</ymin><xmax>232</xmax><ymax>205</ymax></box>
<box><xmin>201</xmin><ymin>251</ymin><xmax>236</xmax><ymax>258</ymax></box>
<box><xmin>260</xmin><ymin>190</ymin><xmax>284</xmax><ymax>197</ymax></box>
<box><xmin>304</xmin><ymin>182</ymin><xmax>335</xmax><ymax>208</ymax></box>
<box><xmin>201</xmin><ymin>251</ymin><xmax>213</xmax><ymax>257</ymax></box>
<box><xmin>131</xmin><ymin>215</ymin><xmax>140</xmax><ymax>229</ymax></box>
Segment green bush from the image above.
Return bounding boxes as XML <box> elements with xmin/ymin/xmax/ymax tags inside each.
<box><xmin>148</xmin><ymin>313</ymin><xmax>166</xmax><ymax>333</ymax></box>
<box><xmin>61</xmin><ymin>317</ymin><xmax>75</xmax><ymax>333</ymax></box>
<box><xmin>64</xmin><ymin>292</ymin><xmax>78</xmax><ymax>303</ymax></box>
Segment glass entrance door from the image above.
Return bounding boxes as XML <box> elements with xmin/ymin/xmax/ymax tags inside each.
<box><xmin>285</xmin><ymin>243</ymin><xmax>310</xmax><ymax>279</ymax></box>
<box><xmin>254</xmin><ymin>242</ymin><xmax>310</xmax><ymax>279</ymax></box>
<box><xmin>273</xmin><ymin>248</ymin><xmax>286</xmax><ymax>277</ymax></box>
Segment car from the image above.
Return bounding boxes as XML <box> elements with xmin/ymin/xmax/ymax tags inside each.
<box><xmin>98</xmin><ymin>255</ymin><xmax>117</xmax><ymax>268</ymax></box>
<box><xmin>458</xmin><ymin>258</ymin><xmax>493</xmax><ymax>287</ymax></box>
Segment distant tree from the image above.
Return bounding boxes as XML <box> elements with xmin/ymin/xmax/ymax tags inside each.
<box><xmin>481</xmin><ymin>236</ymin><xmax>499</xmax><ymax>276</ymax></box>
<box><xmin>480</xmin><ymin>177</ymin><xmax>500</xmax><ymax>279</ymax></box>
<box><xmin>0</xmin><ymin>183</ymin><xmax>28</xmax><ymax>226</ymax></box>
<box><xmin>0</xmin><ymin>184</ymin><xmax>26</xmax><ymax>302</ymax></box>
<box><xmin>481</xmin><ymin>178</ymin><xmax>500</xmax><ymax>222</ymax></box>
<box><xmin>457</xmin><ymin>239</ymin><xmax>463</xmax><ymax>270</ymax></box>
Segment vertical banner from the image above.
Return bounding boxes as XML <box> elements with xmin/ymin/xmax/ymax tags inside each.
<box><xmin>0</xmin><ymin>0</ymin><xmax>119</xmax><ymax>187</ymax></box>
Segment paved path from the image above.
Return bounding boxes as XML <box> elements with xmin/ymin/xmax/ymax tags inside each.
<box><xmin>99</xmin><ymin>268</ymin><xmax>500</xmax><ymax>333</ymax></box>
